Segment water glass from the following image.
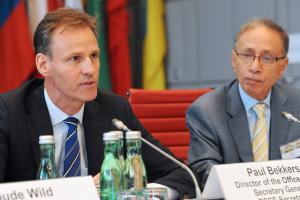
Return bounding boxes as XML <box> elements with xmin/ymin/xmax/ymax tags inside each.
<box><xmin>117</xmin><ymin>190</ymin><xmax>145</xmax><ymax>200</ymax></box>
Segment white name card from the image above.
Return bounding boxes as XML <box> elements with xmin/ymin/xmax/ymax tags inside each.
<box><xmin>203</xmin><ymin>159</ymin><xmax>300</xmax><ymax>200</ymax></box>
<box><xmin>0</xmin><ymin>176</ymin><xmax>99</xmax><ymax>200</ymax></box>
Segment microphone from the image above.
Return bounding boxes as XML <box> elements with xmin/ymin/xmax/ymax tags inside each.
<box><xmin>112</xmin><ymin>118</ymin><xmax>131</xmax><ymax>132</ymax></box>
<box><xmin>282</xmin><ymin>112</ymin><xmax>300</xmax><ymax>123</ymax></box>
<box><xmin>111</xmin><ymin>118</ymin><xmax>203</xmax><ymax>199</ymax></box>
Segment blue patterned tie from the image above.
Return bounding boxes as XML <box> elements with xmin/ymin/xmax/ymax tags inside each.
<box><xmin>63</xmin><ymin>117</ymin><xmax>81</xmax><ymax>177</ymax></box>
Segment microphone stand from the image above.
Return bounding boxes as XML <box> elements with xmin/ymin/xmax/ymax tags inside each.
<box><xmin>112</xmin><ymin>119</ymin><xmax>203</xmax><ymax>199</ymax></box>
<box><xmin>140</xmin><ymin>137</ymin><xmax>203</xmax><ymax>200</ymax></box>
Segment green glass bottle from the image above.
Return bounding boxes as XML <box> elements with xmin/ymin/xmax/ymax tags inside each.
<box><xmin>100</xmin><ymin>131</ymin><xmax>123</xmax><ymax>200</ymax></box>
<box><xmin>115</xmin><ymin>131</ymin><xmax>125</xmax><ymax>190</ymax></box>
<box><xmin>116</xmin><ymin>131</ymin><xmax>125</xmax><ymax>172</ymax></box>
<box><xmin>36</xmin><ymin>135</ymin><xmax>59</xmax><ymax>179</ymax></box>
<box><xmin>124</xmin><ymin>131</ymin><xmax>147</xmax><ymax>190</ymax></box>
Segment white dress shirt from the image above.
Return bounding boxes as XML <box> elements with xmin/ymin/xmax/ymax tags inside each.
<box><xmin>44</xmin><ymin>89</ymin><xmax>88</xmax><ymax>176</ymax></box>
<box><xmin>44</xmin><ymin>89</ymin><xmax>178</xmax><ymax>198</ymax></box>
<box><xmin>239</xmin><ymin>84</ymin><xmax>271</xmax><ymax>142</ymax></box>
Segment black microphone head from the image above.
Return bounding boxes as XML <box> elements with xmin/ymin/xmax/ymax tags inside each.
<box><xmin>282</xmin><ymin>111</ymin><xmax>300</xmax><ymax>123</ymax></box>
<box><xmin>111</xmin><ymin>118</ymin><xmax>129</xmax><ymax>131</ymax></box>
<box><xmin>111</xmin><ymin>118</ymin><xmax>119</xmax><ymax>126</ymax></box>
<box><xmin>282</xmin><ymin>112</ymin><xmax>289</xmax><ymax>118</ymax></box>
<box><xmin>111</xmin><ymin>118</ymin><xmax>121</xmax><ymax>129</ymax></box>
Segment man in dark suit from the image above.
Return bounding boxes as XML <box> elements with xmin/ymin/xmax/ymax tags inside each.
<box><xmin>0</xmin><ymin>8</ymin><xmax>195</xmax><ymax>199</ymax></box>
<box><xmin>187</xmin><ymin>18</ymin><xmax>300</xmax><ymax>190</ymax></box>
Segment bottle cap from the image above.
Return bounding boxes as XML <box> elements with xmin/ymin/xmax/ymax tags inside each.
<box><xmin>39</xmin><ymin>135</ymin><xmax>55</xmax><ymax>144</ymax></box>
<box><xmin>126</xmin><ymin>131</ymin><xmax>141</xmax><ymax>139</ymax></box>
<box><xmin>103</xmin><ymin>131</ymin><xmax>121</xmax><ymax>141</ymax></box>
<box><xmin>116</xmin><ymin>131</ymin><xmax>124</xmax><ymax>139</ymax></box>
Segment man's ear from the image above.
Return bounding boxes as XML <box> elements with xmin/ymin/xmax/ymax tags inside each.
<box><xmin>232</xmin><ymin>50</ymin><xmax>237</xmax><ymax>72</ymax></box>
<box><xmin>36</xmin><ymin>53</ymin><xmax>50</xmax><ymax>77</ymax></box>
<box><xmin>278</xmin><ymin>57</ymin><xmax>289</xmax><ymax>79</ymax></box>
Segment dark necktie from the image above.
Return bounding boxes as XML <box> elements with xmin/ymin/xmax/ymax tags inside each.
<box><xmin>252</xmin><ymin>103</ymin><xmax>268</xmax><ymax>161</ymax></box>
<box><xmin>63</xmin><ymin>117</ymin><xmax>81</xmax><ymax>177</ymax></box>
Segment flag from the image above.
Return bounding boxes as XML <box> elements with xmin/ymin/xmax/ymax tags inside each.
<box><xmin>107</xmin><ymin>0</ymin><xmax>132</xmax><ymax>96</ymax></box>
<box><xmin>27</xmin><ymin>0</ymin><xmax>48</xmax><ymax>37</ymax></box>
<box><xmin>28</xmin><ymin>0</ymin><xmax>69</xmax><ymax>37</ymax></box>
<box><xmin>48</xmin><ymin>0</ymin><xmax>63</xmax><ymax>11</ymax></box>
<box><xmin>127</xmin><ymin>0</ymin><xmax>146</xmax><ymax>88</ymax></box>
<box><xmin>87</xmin><ymin>0</ymin><xmax>111</xmax><ymax>91</ymax></box>
<box><xmin>0</xmin><ymin>0</ymin><xmax>35</xmax><ymax>93</ymax></box>
<box><xmin>142</xmin><ymin>0</ymin><xmax>166</xmax><ymax>89</ymax></box>
<box><xmin>64</xmin><ymin>0</ymin><xmax>83</xmax><ymax>10</ymax></box>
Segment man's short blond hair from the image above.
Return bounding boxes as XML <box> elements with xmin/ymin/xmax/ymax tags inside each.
<box><xmin>33</xmin><ymin>7</ymin><xmax>97</xmax><ymax>58</ymax></box>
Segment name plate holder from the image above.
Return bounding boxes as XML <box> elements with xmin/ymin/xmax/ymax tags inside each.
<box><xmin>0</xmin><ymin>176</ymin><xmax>99</xmax><ymax>200</ymax></box>
<box><xmin>202</xmin><ymin>159</ymin><xmax>300</xmax><ymax>200</ymax></box>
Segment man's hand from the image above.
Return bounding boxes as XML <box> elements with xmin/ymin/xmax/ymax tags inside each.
<box><xmin>93</xmin><ymin>173</ymin><xmax>100</xmax><ymax>187</ymax></box>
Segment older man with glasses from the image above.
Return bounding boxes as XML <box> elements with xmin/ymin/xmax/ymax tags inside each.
<box><xmin>186</xmin><ymin>18</ymin><xmax>300</xmax><ymax>190</ymax></box>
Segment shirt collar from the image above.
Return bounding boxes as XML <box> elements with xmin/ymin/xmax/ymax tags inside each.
<box><xmin>238</xmin><ymin>83</ymin><xmax>271</xmax><ymax>111</ymax></box>
<box><xmin>44</xmin><ymin>88</ymin><xmax>84</xmax><ymax>126</ymax></box>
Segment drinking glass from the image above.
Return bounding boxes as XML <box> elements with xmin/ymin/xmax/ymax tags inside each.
<box><xmin>117</xmin><ymin>190</ymin><xmax>145</xmax><ymax>200</ymax></box>
<box><xmin>142</xmin><ymin>188</ymin><xmax>168</xmax><ymax>200</ymax></box>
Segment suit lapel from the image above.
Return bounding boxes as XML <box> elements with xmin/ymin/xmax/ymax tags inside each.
<box><xmin>23</xmin><ymin>83</ymin><xmax>116</xmax><ymax>175</ymax></box>
<box><xmin>269</xmin><ymin>84</ymin><xmax>289</xmax><ymax>159</ymax></box>
<box><xmin>226</xmin><ymin>81</ymin><xmax>254</xmax><ymax>162</ymax></box>
<box><xmin>24</xmin><ymin>85</ymin><xmax>53</xmax><ymax>167</ymax></box>
<box><xmin>83</xmin><ymin>96</ymin><xmax>111</xmax><ymax>175</ymax></box>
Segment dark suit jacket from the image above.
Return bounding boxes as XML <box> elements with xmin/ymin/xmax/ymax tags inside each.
<box><xmin>0</xmin><ymin>79</ymin><xmax>195</xmax><ymax>199</ymax></box>
<box><xmin>186</xmin><ymin>80</ymin><xmax>300</xmax><ymax>189</ymax></box>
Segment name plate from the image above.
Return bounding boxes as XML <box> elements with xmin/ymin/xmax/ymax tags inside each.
<box><xmin>203</xmin><ymin>159</ymin><xmax>300</xmax><ymax>200</ymax></box>
<box><xmin>0</xmin><ymin>176</ymin><xmax>99</xmax><ymax>200</ymax></box>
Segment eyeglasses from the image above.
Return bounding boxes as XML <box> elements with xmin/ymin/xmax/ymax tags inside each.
<box><xmin>234</xmin><ymin>50</ymin><xmax>286</xmax><ymax>65</ymax></box>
